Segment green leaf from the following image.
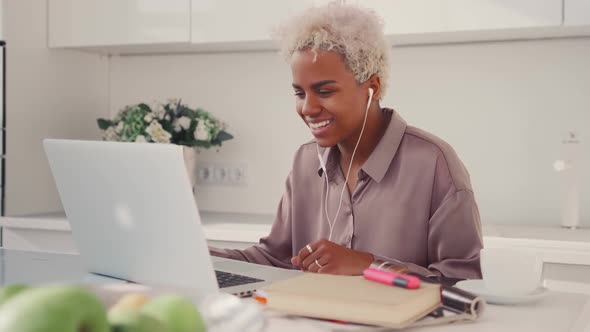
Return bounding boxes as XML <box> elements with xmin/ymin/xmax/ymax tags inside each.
<box><xmin>137</xmin><ymin>103</ymin><xmax>152</xmax><ymax>113</ymax></box>
<box><xmin>194</xmin><ymin>140</ymin><xmax>212</xmax><ymax>148</ymax></box>
<box><xmin>216</xmin><ymin>131</ymin><xmax>234</xmax><ymax>141</ymax></box>
<box><xmin>97</xmin><ymin>118</ymin><xmax>112</xmax><ymax>130</ymax></box>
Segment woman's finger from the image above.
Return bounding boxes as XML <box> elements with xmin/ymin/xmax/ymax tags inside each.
<box><xmin>295</xmin><ymin>242</ymin><xmax>317</xmax><ymax>266</ymax></box>
<box><xmin>301</xmin><ymin>246</ymin><xmax>326</xmax><ymax>270</ymax></box>
<box><xmin>304</xmin><ymin>253</ymin><xmax>329</xmax><ymax>273</ymax></box>
<box><xmin>317</xmin><ymin>262</ymin><xmax>333</xmax><ymax>274</ymax></box>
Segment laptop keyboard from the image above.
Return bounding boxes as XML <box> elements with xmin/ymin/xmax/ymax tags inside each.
<box><xmin>215</xmin><ymin>270</ymin><xmax>264</xmax><ymax>288</ymax></box>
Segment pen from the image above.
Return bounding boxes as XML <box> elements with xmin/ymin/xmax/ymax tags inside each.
<box><xmin>363</xmin><ymin>268</ymin><xmax>421</xmax><ymax>289</ymax></box>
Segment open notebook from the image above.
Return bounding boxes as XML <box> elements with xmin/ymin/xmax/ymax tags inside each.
<box><xmin>262</xmin><ymin>273</ymin><xmax>442</xmax><ymax>329</ymax></box>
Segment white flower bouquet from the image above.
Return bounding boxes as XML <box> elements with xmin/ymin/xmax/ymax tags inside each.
<box><xmin>97</xmin><ymin>99</ymin><xmax>233</xmax><ymax>149</ymax></box>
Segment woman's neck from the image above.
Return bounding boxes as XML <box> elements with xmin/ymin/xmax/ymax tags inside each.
<box><xmin>337</xmin><ymin>105</ymin><xmax>388</xmax><ymax>167</ymax></box>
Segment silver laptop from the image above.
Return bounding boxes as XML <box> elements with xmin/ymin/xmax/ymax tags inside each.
<box><xmin>43</xmin><ymin>139</ymin><xmax>297</xmax><ymax>297</ymax></box>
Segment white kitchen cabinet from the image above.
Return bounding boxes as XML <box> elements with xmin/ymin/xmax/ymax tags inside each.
<box><xmin>48</xmin><ymin>0</ymin><xmax>190</xmax><ymax>48</ymax></box>
<box><xmin>42</xmin><ymin>0</ymin><xmax>590</xmax><ymax>56</ymax></box>
<box><xmin>191</xmin><ymin>0</ymin><xmax>332</xmax><ymax>44</ymax></box>
<box><xmin>565</xmin><ymin>0</ymin><xmax>590</xmax><ymax>26</ymax></box>
<box><xmin>349</xmin><ymin>0</ymin><xmax>562</xmax><ymax>35</ymax></box>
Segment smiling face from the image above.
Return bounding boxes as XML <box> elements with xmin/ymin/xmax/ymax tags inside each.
<box><xmin>291</xmin><ymin>49</ymin><xmax>373</xmax><ymax>148</ymax></box>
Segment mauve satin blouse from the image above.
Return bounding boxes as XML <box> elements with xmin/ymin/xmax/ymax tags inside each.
<box><xmin>210</xmin><ymin>109</ymin><xmax>483</xmax><ymax>279</ymax></box>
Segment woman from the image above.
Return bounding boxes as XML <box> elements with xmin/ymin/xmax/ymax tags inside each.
<box><xmin>211</xmin><ymin>3</ymin><xmax>482</xmax><ymax>279</ymax></box>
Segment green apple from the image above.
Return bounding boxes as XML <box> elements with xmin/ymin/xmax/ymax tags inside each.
<box><xmin>108</xmin><ymin>307</ymin><xmax>168</xmax><ymax>332</ymax></box>
<box><xmin>0</xmin><ymin>285</ymin><xmax>109</xmax><ymax>332</ymax></box>
<box><xmin>0</xmin><ymin>284</ymin><xmax>30</xmax><ymax>306</ymax></box>
<box><xmin>141</xmin><ymin>295</ymin><xmax>206</xmax><ymax>332</ymax></box>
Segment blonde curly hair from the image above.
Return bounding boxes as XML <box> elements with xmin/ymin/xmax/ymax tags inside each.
<box><xmin>276</xmin><ymin>2</ymin><xmax>390</xmax><ymax>97</ymax></box>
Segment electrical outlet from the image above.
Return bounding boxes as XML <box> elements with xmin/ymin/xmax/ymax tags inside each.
<box><xmin>227</xmin><ymin>165</ymin><xmax>245</xmax><ymax>184</ymax></box>
<box><xmin>227</xmin><ymin>164</ymin><xmax>247</xmax><ymax>186</ymax></box>
<box><xmin>196</xmin><ymin>163</ymin><xmax>215</xmax><ymax>185</ymax></box>
<box><xmin>196</xmin><ymin>162</ymin><xmax>247</xmax><ymax>186</ymax></box>
<box><xmin>213</xmin><ymin>165</ymin><xmax>228</xmax><ymax>183</ymax></box>
<box><xmin>221</xmin><ymin>163</ymin><xmax>247</xmax><ymax>186</ymax></box>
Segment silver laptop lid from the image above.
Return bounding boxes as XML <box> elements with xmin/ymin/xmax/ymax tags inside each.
<box><xmin>44</xmin><ymin>139</ymin><xmax>218</xmax><ymax>295</ymax></box>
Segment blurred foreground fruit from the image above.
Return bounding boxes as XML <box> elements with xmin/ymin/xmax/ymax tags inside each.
<box><xmin>141</xmin><ymin>295</ymin><xmax>205</xmax><ymax>332</ymax></box>
<box><xmin>0</xmin><ymin>284</ymin><xmax>30</xmax><ymax>306</ymax></box>
<box><xmin>0</xmin><ymin>285</ymin><xmax>109</xmax><ymax>332</ymax></box>
<box><xmin>111</xmin><ymin>293</ymin><xmax>150</xmax><ymax>311</ymax></box>
<box><xmin>108</xmin><ymin>306</ymin><xmax>168</xmax><ymax>332</ymax></box>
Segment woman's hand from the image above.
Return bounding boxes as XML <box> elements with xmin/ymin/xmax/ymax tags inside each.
<box><xmin>290</xmin><ymin>239</ymin><xmax>374</xmax><ymax>275</ymax></box>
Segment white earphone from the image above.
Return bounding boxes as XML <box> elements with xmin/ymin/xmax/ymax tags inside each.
<box><xmin>317</xmin><ymin>87</ymin><xmax>374</xmax><ymax>241</ymax></box>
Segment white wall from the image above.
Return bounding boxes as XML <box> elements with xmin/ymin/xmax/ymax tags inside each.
<box><xmin>110</xmin><ymin>38</ymin><xmax>590</xmax><ymax>226</ymax></box>
<box><xmin>3</xmin><ymin>0</ymin><xmax>109</xmax><ymax>215</ymax></box>
<box><xmin>0</xmin><ymin>0</ymin><xmax>3</xmax><ymax>39</ymax></box>
<box><xmin>110</xmin><ymin>53</ymin><xmax>310</xmax><ymax>215</ymax></box>
<box><xmin>388</xmin><ymin>39</ymin><xmax>590</xmax><ymax>226</ymax></box>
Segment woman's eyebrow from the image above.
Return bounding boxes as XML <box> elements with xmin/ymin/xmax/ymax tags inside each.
<box><xmin>292</xmin><ymin>80</ymin><xmax>337</xmax><ymax>90</ymax></box>
<box><xmin>311</xmin><ymin>80</ymin><xmax>337</xmax><ymax>89</ymax></box>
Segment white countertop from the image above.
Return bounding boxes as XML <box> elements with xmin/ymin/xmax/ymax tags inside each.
<box><xmin>0</xmin><ymin>211</ymin><xmax>275</xmax><ymax>244</ymax></box>
<box><xmin>2</xmin><ymin>212</ymin><xmax>590</xmax><ymax>261</ymax></box>
<box><xmin>483</xmin><ymin>224</ymin><xmax>590</xmax><ymax>243</ymax></box>
<box><xmin>0</xmin><ymin>211</ymin><xmax>71</xmax><ymax>231</ymax></box>
<box><xmin>2</xmin><ymin>212</ymin><xmax>590</xmax><ymax>295</ymax></box>
<box><xmin>482</xmin><ymin>224</ymin><xmax>590</xmax><ymax>265</ymax></box>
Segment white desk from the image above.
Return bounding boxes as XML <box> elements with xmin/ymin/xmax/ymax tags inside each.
<box><xmin>1</xmin><ymin>249</ymin><xmax>589</xmax><ymax>332</ymax></box>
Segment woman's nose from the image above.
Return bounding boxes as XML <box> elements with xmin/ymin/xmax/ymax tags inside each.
<box><xmin>301</xmin><ymin>95</ymin><xmax>321</xmax><ymax>117</ymax></box>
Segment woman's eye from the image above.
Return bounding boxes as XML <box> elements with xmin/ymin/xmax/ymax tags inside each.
<box><xmin>318</xmin><ymin>90</ymin><xmax>333</xmax><ymax>96</ymax></box>
<box><xmin>294</xmin><ymin>91</ymin><xmax>305</xmax><ymax>98</ymax></box>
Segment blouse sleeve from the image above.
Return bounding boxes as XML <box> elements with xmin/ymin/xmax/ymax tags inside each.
<box><xmin>373</xmin><ymin>189</ymin><xmax>483</xmax><ymax>279</ymax></box>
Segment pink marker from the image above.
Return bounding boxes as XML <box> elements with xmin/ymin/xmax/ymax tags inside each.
<box><xmin>363</xmin><ymin>268</ymin><xmax>421</xmax><ymax>289</ymax></box>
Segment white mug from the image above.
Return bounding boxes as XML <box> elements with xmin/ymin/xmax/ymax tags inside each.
<box><xmin>480</xmin><ymin>247</ymin><xmax>543</xmax><ymax>295</ymax></box>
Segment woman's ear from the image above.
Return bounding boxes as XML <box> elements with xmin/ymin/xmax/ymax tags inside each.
<box><xmin>367</xmin><ymin>75</ymin><xmax>382</xmax><ymax>101</ymax></box>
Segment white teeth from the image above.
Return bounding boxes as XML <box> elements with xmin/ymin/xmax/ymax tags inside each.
<box><xmin>309</xmin><ymin>120</ymin><xmax>332</xmax><ymax>130</ymax></box>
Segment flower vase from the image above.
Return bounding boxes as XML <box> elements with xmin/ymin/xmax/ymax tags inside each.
<box><xmin>182</xmin><ymin>146</ymin><xmax>199</xmax><ymax>195</ymax></box>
